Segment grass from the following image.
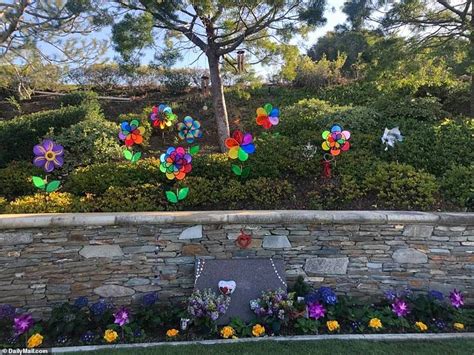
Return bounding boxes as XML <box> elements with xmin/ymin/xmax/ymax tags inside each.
<box><xmin>76</xmin><ymin>339</ymin><xmax>474</xmax><ymax>355</ymax></box>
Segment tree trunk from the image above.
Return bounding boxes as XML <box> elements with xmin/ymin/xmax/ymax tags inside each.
<box><xmin>207</xmin><ymin>53</ymin><xmax>230</xmax><ymax>152</ymax></box>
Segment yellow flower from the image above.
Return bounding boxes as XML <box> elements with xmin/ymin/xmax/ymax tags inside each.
<box><xmin>220</xmin><ymin>326</ymin><xmax>235</xmax><ymax>339</ymax></box>
<box><xmin>369</xmin><ymin>318</ymin><xmax>383</xmax><ymax>330</ymax></box>
<box><xmin>454</xmin><ymin>322</ymin><xmax>465</xmax><ymax>331</ymax></box>
<box><xmin>252</xmin><ymin>324</ymin><xmax>265</xmax><ymax>337</ymax></box>
<box><xmin>104</xmin><ymin>329</ymin><xmax>118</xmax><ymax>343</ymax></box>
<box><xmin>327</xmin><ymin>320</ymin><xmax>340</xmax><ymax>332</ymax></box>
<box><xmin>27</xmin><ymin>333</ymin><xmax>43</xmax><ymax>348</ymax></box>
<box><xmin>415</xmin><ymin>321</ymin><xmax>428</xmax><ymax>331</ymax></box>
<box><xmin>166</xmin><ymin>328</ymin><xmax>179</xmax><ymax>337</ymax></box>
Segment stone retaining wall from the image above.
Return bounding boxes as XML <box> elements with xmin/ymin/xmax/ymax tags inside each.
<box><xmin>0</xmin><ymin>211</ymin><xmax>473</xmax><ymax>317</ymax></box>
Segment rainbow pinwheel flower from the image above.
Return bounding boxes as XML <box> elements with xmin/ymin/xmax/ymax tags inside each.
<box><xmin>150</xmin><ymin>104</ymin><xmax>177</xmax><ymax>129</ymax></box>
<box><xmin>256</xmin><ymin>103</ymin><xmax>279</xmax><ymax>129</ymax></box>
<box><xmin>160</xmin><ymin>146</ymin><xmax>192</xmax><ymax>180</ymax></box>
<box><xmin>322</xmin><ymin>124</ymin><xmax>351</xmax><ymax>156</ymax></box>
<box><xmin>119</xmin><ymin>119</ymin><xmax>145</xmax><ymax>147</ymax></box>
<box><xmin>33</xmin><ymin>139</ymin><xmax>64</xmax><ymax>173</ymax></box>
<box><xmin>225</xmin><ymin>130</ymin><xmax>255</xmax><ymax>161</ymax></box>
<box><xmin>177</xmin><ymin>116</ymin><xmax>202</xmax><ymax>143</ymax></box>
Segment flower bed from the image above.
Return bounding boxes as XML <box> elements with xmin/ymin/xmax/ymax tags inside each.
<box><xmin>0</xmin><ymin>280</ymin><xmax>472</xmax><ymax>349</ymax></box>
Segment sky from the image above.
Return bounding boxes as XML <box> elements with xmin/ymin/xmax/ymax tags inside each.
<box><xmin>74</xmin><ymin>0</ymin><xmax>347</xmax><ymax>77</ymax></box>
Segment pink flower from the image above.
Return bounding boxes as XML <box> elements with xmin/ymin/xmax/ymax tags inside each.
<box><xmin>308</xmin><ymin>302</ymin><xmax>326</xmax><ymax>320</ymax></box>
<box><xmin>391</xmin><ymin>299</ymin><xmax>410</xmax><ymax>317</ymax></box>
<box><xmin>14</xmin><ymin>314</ymin><xmax>33</xmax><ymax>335</ymax></box>
<box><xmin>449</xmin><ymin>289</ymin><xmax>464</xmax><ymax>309</ymax></box>
<box><xmin>113</xmin><ymin>307</ymin><xmax>129</xmax><ymax>327</ymax></box>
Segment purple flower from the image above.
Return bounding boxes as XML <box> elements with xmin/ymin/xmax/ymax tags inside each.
<box><xmin>308</xmin><ymin>302</ymin><xmax>326</xmax><ymax>320</ymax></box>
<box><xmin>90</xmin><ymin>300</ymin><xmax>107</xmax><ymax>316</ymax></box>
<box><xmin>449</xmin><ymin>289</ymin><xmax>464</xmax><ymax>309</ymax></box>
<box><xmin>391</xmin><ymin>299</ymin><xmax>410</xmax><ymax>317</ymax></box>
<box><xmin>141</xmin><ymin>292</ymin><xmax>158</xmax><ymax>307</ymax></box>
<box><xmin>33</xmin><ymin>139</ymin><xmax>64</xmax><ymax>173</ymax></box>
<box><xmin>434</xmin><ymin>319</ymin><xmax>446</xmax><ymax>330</ymax></box>
<box><xmin>384</xmin><ymin>290</ymin><xmax>397</xmax><ymax>302</ymax></box>
<box><xmin>113</xmin><ymin>307</ymin><xmax>130</xmax><ymax>327</ymax></box>
<box><xmin>428</xmin><ymin>290</ymin><xmax>444</xmax><ymax>301</ymax></box>
<box><xmin>13</xmin><ymin>314</ymin><xmax>33</xmax><ymax>335</ymax></box>
<box><xmin>319</xmin><ymin>287</ymin><xmax>337</xmax><ymax>305</ymax></box>
<box><xmin>0</xmin><ymin>304</ymin><xmax>15</xmax><ymax>320</ymax></box>
<box><xmin>80</xmin><ymin>331</ymin><xmax>95</xmax><ymax>343</ymax></box>
<box><xmin>74</xmin><ymin>297</ymin><xmax>88</xmax><ymax>308</ymax></box>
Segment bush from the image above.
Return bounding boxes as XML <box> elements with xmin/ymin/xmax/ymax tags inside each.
<box><xmin>293</xmin><ymin>54</ymin><xmax>346</xmax><ymax>89</ymax></box>
<box><xmin>0</xmin><ymin>103</ymin><xmax>103</xmax><ymax>167</ymax></box>
<box><xmin>94</xmin><ymin>184</ymin><xmax>166</xmax><ymax>212</ymax></box>
<box><xmin>0</xmin><ymin>197</ymin><xmax>6</xmax><ymax>212</ymax></box>
<box><xmin>162</xmin><ymin>69</ymin><xmax>192</xmax><ymax>93</ymax></box>
<box><xmin>6</xmin><ymin>192</ymin><xmax>80</xmax><ymax>213</ymax></box>
<box><xmin>372</xmin><ymin>95</ymin><xmax>445</xmax><ymax>122</ymax></box>
<box><xmin>65</xmin><ymin>158</ymin><xmax>165</xmax><ymax>196</ymax></box>
<box><xmin>441</xmin><ymin>165</ymin><xmax>474</xmax><ymax>210</ymax></box>
<box><xmin>308</xmin><ymin>174</ymin><xmax>365</xmax><ymax>210</ymax></box>
<box><xmin>244</xmin><ymin>178</ymin><xmax>294</xmax><ymax>209</ymax></box>
<box><xmin>363</xmin><ymin>162</ymin><xmax>439</xmax><ymax>210</ymax></box>
<box><xmin>0</xmin><ymin>161</ymin><xmax>43</xmax><ymax>200</ymax></box>
<box><xmin>58</xmin><ymin>91</ymin><xmax>99</xmax><ymax>107</ymax></box>
<box><xmin>50</xmin><ymin>119</ymin><xmax>122</xmax><ymax>171</ymax></box>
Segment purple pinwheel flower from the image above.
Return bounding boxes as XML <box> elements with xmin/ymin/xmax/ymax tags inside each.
<box><xmin>33</xmin><ymin>139</ymin><xmax>64</xmax><ymax>173</ymax></box>
<box><xmin>391</xmin><ymin>299</ymin><xmax>410</xmax><ymax>317</ymax></box>
<box><xmin>449</xmin><ymin>289</ymin><xmax>464</xmax><ymax>309</ymax></box>
<box><xmin>113</xmin><ymin>307</ymin><xmax>130</xmax><ymax>327</ymax></box>
<box><xmin>13</xmin><ymin>314</ymin><xmax>33</xmax><ymax>335</ymax></box>
<box><xmin>308</xmin><ymin>302</ymin><xmax>326</xmax><ymax>320</ymax></box>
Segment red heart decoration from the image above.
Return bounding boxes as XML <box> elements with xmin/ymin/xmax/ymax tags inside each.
<box><xmin>220</xmin><ymin>287</ymin><xmax>228</xmax><ymax>294</ymax></box>
<box><xmin>236</xmin><ymin>230</ymin><xmax>252</xmax><ymax>249</ymax></box>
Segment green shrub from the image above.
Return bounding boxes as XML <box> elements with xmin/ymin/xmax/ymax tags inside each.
<box><xmin>441</xmin><ymin>165</ymin><xmax>474</xmax><ymax>209</ymax></box>
<box><xmin>0</xmin><ymin>161</ymin><xmax>43</xmax><ymax>200</ymax></box>
<box><xmin>318</xmin><ymin>81</ymin><xmax>380</xmax><ymax>106</ymax></box>
<box><xmin>363</xmin><ymin>162</ymin><xmax>439</xmax><ymax>210</ymax></box>
<box><xmin>192</xmin><ymin>154</ymin><xmax>233</xmax><ymax>180</ymax></box>
<box><xmin>65</xmin><ymin>158</ymin><xmax>165</xmax><ymax>196</ymax></box>
<box><xmin>94</xmin><ymin>184</ymin><xmax>166</xmax><ymax>212</ymax></box>
<box><xmin>373</xmin><ymin>95</ymin><xmax>444</xmax><ymax>122</ymax></box>
<box><xmin>0</xmin><ymin>103</ymin><xmax>102</xmax><ymax>167</ymax></box>
<box><xmin>0</xmin><ymin>197</ymin><xmax>6</xmax><ymax>212</ymax></box>
<box><xmin>162</xmin><ymin>69</ymin><xmax>192</xmax><ymax>94</ymax></box>
<box><xmin>50</xmin><ymin>119</ymin><xmax>122</xmax><ymax>170</ymax></box>
<box><xmin>59</xmin><ymin>91</ymin><xmax>99</xmax><ymax>107</ymax></box>
<box><xmin>251</xmin><ymin>133</ymin><xmax>295</xmax><ymax>178</ymax></box>
<box><xmin>6</xmin><ymin>192</ymin><xmax>80</xmax><ymax>213</ymax></box>
<box><xmin>244</xmin><ymin>177</ymin><xmax>294</xmax><ymax>209</ymax></box>
<box><xmin>308</xmin><ymin>174</ymin><xmax>365</xmax><ymax>210</ymax></box>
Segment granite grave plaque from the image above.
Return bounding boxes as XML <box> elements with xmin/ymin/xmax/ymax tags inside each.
<box><xmin>194</xmin><ymin>258</ymin><xmax>287</xmax><ymax>323</ymax></box>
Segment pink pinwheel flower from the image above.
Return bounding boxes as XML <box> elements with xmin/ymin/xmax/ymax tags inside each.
<box><xmin>449</xmin><ymin>289</ymin><xmax>464</xmax><ymax>309</ymax></box>
<box><xmin>308</xmin><ymin>302</ymin><xmax>326</xmax><ymax>320</ymax></box>
<box><xmin>113</xmin><ymin>307</ymin><xmax>130</xmax><ymax>327</ymax></box>
<box><xmin>391</xmin><ymin>299</ymin><xmax>410</xmax><ymax>317</ymax></box>
<box><xmin>14</xmin><ymin>314</ymin><xmax>33</xmax><ymax>335</ymax></box>
<box><xmin>33</xmin><ymin>139</ymin><xmax>64</xmax><ymax>173</ymax></box>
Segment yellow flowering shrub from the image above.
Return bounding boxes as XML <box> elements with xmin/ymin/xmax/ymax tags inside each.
<box><xmin>166</xmin><ymin>329</ymin><xmax>179</xmax><ymax>337</ymax></box>
<box><xmin>326</xmin><ymin>320</ymin><xmax>340</xmax><ymax>332</ymax></box>
<box><xmin>220</xmin><ymin>326</ymin><xmax>235</xmax><ymax>339</ymax></box>
<box><xmin>252</xmin><ymin>324</ymin><xmax>265</xmax><ymax>337</ymax></box>
<box><xmin>454</xmin><ymin>322</ymin><xmax>465</xmax><ymax>331</ymax></box>
<box><xmin>369</xmin><ymin>318</ymin><xmax>382</xmax><ymax>330</ymax></box>
<box><xmin>27</xmin><ymin>333</ymin><xmax>43</xmax><ymax>348</ymax></box>
<box><xmin>104</xmin><ymin>329</ymin><xmax>118</xmax><ymax>343</ymax></box>
<box><xmin>415</xmin><ymin>321</ymin><xmax>428</xmax><ymax>331</ymax></box>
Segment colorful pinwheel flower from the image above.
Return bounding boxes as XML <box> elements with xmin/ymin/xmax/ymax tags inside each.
<box><xmin>159</xmin><ymin>146</ymin><xmax>192</xmax><ymax>180</ymax></box>
<box><xmin>33</xmin><ymin>139</ymin><xmax>64</xmax><ymax>173</ymax></box>
<box><xmin>322</xmin><ymin>124</ymin><xmax>351</xmax><ymax>156</ymax></box>
<box><xmin>256</xmin><ymin>103</ymin><xmax>279</xmax><ymax>129</ymax></box>
<box><xmin>119</xmin><ymin>119</ymin><xmax>145</xmax><ymax>147</ymax></box>
<box><xmin>177</xmin><ymin>116</ymin><xmax>203</xmax><ymax>143</ymax></box>
<box><xmin>150</xmin><ymin>104</ymin><xmax>177</xmax><ymax>129</ymax></box>
<box><xmin>225</xmin><ymin>130</ymin><xmax>255</xmax><ymax>162</ymax></box>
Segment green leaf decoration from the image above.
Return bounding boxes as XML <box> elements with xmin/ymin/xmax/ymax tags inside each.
<box><xmin>131</xmin><ymin>119</ymin><xmax>140</xmax><ymax>127</ymax></box>
<box><xmin>131</xmin><ymin>152</ymin><xmax>142</xmax><ymax>163</ymax></box>
<box><xmin>178</xmin><ymin>187</ymin><xmax>189</xmax><ymax>200</ymax></box>
<box><xmin>237</xmin><ymin>148</ymin><xmax>248</xmax><ymax>162</ymax></box>
<box><xmin>123</xmin><ymin>149</ymin><xmax>133</xmax><ymax>160</ymax></box>
<box><xmin>231</xmin><ymin>164</ymin><xmax>242</xmax><ymax>176</ymax></box>
<box><xmin>46</xmin><ymin>180</ymin><xmax>61</xmax><ymax>193</ymax></box>
<box><xmin>165</xmin><ymin>191</ymin><xmax>178</xmax><ymax>203</ymax></box>
<box><xmin>241</xmin><ymin>167</ymin><xmax>251</xmax><ymax>178</ymax></box>
<box><xmin>264</xmin><ymin>103</ymin><xmax>273</xmax><ymax>114</ymax></box>
<box><xmin>32</xmin><ymin>176</ymin><xmax>46</xmax><ymax>190</ymax></box>
<box><xmin>189</xmin><ymin>145</ymin><xmax>200</xmax><ymax>155</ymax></box>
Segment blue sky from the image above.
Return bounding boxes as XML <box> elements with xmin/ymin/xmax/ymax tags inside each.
<box><xmin>88</xmin><ymin>0</ymin><xmax>347</xmax><ymax>77</ymax></box>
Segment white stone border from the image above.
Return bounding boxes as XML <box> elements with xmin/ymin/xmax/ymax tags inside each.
<box><xmin>51</xmin><ymin>332</ymin><xmax>474</xmax><ymax>353</ymax></box>
<box><xmin>0</xmin><ymin>211</ymin><xmax>472</xmax><ymax>229</ymax></box>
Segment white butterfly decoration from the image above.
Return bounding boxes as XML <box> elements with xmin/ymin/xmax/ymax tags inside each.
<box><xmin>381</xmin><ymin>127</ymin><xmax>403</xmax><ymax>151</ymax></box>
